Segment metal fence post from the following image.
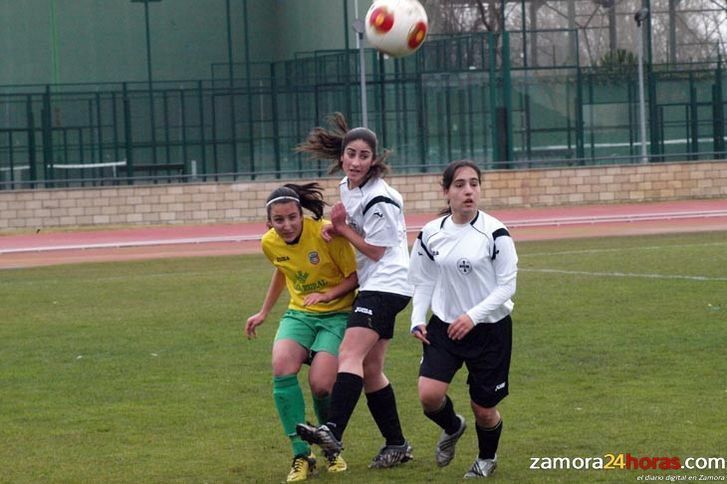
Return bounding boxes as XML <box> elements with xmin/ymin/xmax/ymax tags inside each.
<box><xmin>488</xmin><ymin>32</ymin><xmax>499</xmax><ymax>164</ymax></box>
<box><xmin>122</xmin><ymin>82</ymin><xmax>134</xmax><ymax>184</ymax></box>
<box><xmin>42</xmin><ymin>85</ymin><xmax>54</xmax><ymax>187</ymax></box>
<box><xmin>26</xmin><ymin>96</ymin><xmax>38</xmax><ymax>187</ymax></box>
<box><xmin>502</xmin><ymin>31</ymin><xmax>513</xmax><ymax>165</ymax></box>
<box><xmin>270</xmin><ymin>62</ymin><xmax>281</xmax><ymax>176</ymax></box>
<box><xmin>714</xmin><ymin>57</ymin><xmax>724</xmax><ymax>156</ymax></box>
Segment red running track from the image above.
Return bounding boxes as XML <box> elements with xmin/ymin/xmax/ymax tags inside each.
<box><xmin>1</xmin><ymin>199</ymin><xmax>726</xmax><ymax>269</ymax></box>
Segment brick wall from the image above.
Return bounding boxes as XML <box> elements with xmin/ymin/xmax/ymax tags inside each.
<box><xmin>1</xmin><ymin>160</ymin><xmax>725</xmax><ymax>231</ymax></box>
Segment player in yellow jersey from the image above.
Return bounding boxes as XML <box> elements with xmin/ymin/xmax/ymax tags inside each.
<box><xmin>245</xmin><ymin>182</ymin><xmax>357</xmax><ymax>482</ymax></box>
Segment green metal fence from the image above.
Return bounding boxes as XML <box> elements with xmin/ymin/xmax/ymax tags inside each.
<box><xmin>1</xmin><ymin>31</ymin><xmax>725</xmax><ymax>189</ymax></box>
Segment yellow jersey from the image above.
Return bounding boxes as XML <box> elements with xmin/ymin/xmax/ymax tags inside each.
<box><xmin>262</xmin><ymin>217</ymin><xmax>357</xmax><ymax>313</ymax></box>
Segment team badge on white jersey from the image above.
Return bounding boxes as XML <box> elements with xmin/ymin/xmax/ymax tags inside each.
<box><xmin>457</xmin><ymin>258</ymin><xmax>472</xmax><ymax>274</ymax></box>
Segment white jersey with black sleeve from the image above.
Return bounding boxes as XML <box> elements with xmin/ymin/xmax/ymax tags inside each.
<box><xmin>408</xmin><ymin>210</ymin><xmax>518</xmax><ymax>331</ymax></box>
<box><xmin>339</xmin><ymin>176</ymin><xmax>413</xmax><ymax>297</ymax></box>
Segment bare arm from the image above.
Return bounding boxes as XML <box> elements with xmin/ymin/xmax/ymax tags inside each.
<box><xmin>303</xmin><ymin>271</ymin><xmax>358</xmax><ymax>306</ymax></box>
<box><xmin>245</xmin><ymin>269</ymin><xmax>286</xmax><ymax>339</ymax></box>
<box><xmin>333</xmin><ymin>223</ymin><xmax>386</xmax><ymax>261</ymax></box>
<box><xmin>330</xmin><ymin>202</ymin><xmax>386</xmax><ymax>262</ymax></box>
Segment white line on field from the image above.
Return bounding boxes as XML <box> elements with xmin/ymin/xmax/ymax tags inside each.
<box><xmin>0</xmin><ymin>268</ymin><xmax>235</xmax><ymax>282</ymax></box>
<box><xmin>520</xmin><ymin>241</ymin><xmax>727</xmax><ymax>257</ymax></box>
<box><xmin>521</xmin><ymin>268</ymin><xmax>727</xmax><ymax>281</ymax></box>
<box><xmin>0</xmin><ymin>235</ymin><xmax>261</xmax><ymax>254</ymax></box>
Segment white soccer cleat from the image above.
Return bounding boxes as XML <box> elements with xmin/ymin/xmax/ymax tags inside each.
<box><xmin>464</xmin><ymin>456</ymin><xmax>497</xmax><ymax>478</ymax></box>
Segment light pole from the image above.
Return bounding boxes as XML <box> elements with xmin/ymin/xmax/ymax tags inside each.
<box><xmin>352</xmin><ymin>0</ymin><xmax>368</xmax><ymax>128</ymax></box>
<box><xmin>131</xmin><ymin>0</ymin><xmax>162</xmax><ymax>163</ymax></box>
<box><xmin>635</xmin><ymin>8</ymin><xmax>649</xmax><ymax>163</ymax></box>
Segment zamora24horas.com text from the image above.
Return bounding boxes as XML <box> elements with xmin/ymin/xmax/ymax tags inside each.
<box><xmin>529</xmin><ymin>454</ymin><xmax>726</xmax><ymax>473</ymax></box>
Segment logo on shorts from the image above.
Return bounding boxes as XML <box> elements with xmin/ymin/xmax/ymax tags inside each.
<box><xmin>308</xmin><ymin>251</ymin><xmax>320</xmax><ymax>265</ymax></box>
<box><xmin>494</xmin><ymin>381</ymin><xmax>506</xmax><ymax>392</ymax></box>
<box><xmin>354</xmin><ymin>306</ymin><xmax>373</xmax><ymax>316</ymax></box>
<box><xmin>457</xmin><ymin>258</ymin><xmax>472</xmax><ymax>274</ymax></box>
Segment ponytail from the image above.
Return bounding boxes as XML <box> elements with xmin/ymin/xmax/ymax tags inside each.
<box><xmin>265</xmin><ymin>182</ymin><xmax>327</xmax><ymax>220</ymax></box>
<box><xmin>295</xmin><ymin>112</ymin><xmax>393</xmax><ymax>177</ymax></box>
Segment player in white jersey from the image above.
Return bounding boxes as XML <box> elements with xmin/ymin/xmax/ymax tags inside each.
<box><xmin>294</xmin><ymin>112</ymin><xmax>414</xmax><ymax>470</ymax></box>
<box><xmin>338</xmin><ymin>175</ymin><xmax>411</xmax><ymax>295</ymax></box>
<box><xmin>409</xmin><ymin>160</ymin><xmax>518</xmax><ymax>479</ymax></box>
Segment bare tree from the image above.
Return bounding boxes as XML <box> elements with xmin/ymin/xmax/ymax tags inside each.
<box><xmin>422</xmin><ymin>0</ymin><xmax>505</xmax><ymax>33</ymax></box>
<box><xmin>419</xmin><ymin>0</ymin><xmax>726</xmax><ymax>66</ymax></box>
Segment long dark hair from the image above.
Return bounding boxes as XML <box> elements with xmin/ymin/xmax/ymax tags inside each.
<box><xmin>295</xmin><ymin>112</ymin><xmax>392</xmax><ymax>178</ymax></box>
<box><xmin>265</xmin><ymin>182</ymin><xmax>327</xmax><ymax>220</ymax></box>
<box><xmin>439</xmin><ymin>160</ymin><xmax>482</xmax><ymax>215</ymax></box>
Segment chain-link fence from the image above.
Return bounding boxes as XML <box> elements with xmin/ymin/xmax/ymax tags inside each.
<box><xmin>1</xmin><ymin>30</ymin><xmax>725</xmax><ymax>189</ymax></box>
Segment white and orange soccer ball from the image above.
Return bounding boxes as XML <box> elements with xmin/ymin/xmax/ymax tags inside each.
<box><xmin>364</xmin><ymin>0</ymin><xmax>428</xmax><ymax>58</ymax></box>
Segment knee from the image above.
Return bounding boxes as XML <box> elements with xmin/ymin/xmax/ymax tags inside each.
<box><xmin>419</xmin><ymin>388</ymin><xmax>445</xmax><ymax>413</ymax></box>
<box><xmin>308</xmin><ymin>369</ymin><xmax>336</xmax><ymax>398</ymax></box>
<box><xmin>362</xmin><ymin>357</ymin><xmax>383</xmax><ymax>379</ymax></box>
<box><xmin>337</xmin><ymin>343</ymin><xmax>361</xmax><ymax>367</ymax></box>
<box><xmin>271</xmin><ymin>356</ymin><xmax>301</xmax><ymax>377</ymax></box>
<box><xmin>309</xmin><ymin>382</ymin><xmax>330</xmax><ymax>399</ymax></box>
<box><xmin>420</xmin><ymin>394</ymin><xmax>445</xmax><ymax>413</ymax></box>
<box><xmin>471</xmin><ymin>402</ymin><xmax>500</xmax><ymax>428</ymax></box>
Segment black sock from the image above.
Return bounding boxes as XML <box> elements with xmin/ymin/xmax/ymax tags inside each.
<box><xmin>476</xmin><ymin>419</ymin><xmax>503</xmax><ymax>460</ymax></box>
<box><xmin>366</xmin><ymin>384</ymin><xmax>405</xmax><ymax>446</ymax></box>
<box><xmin>326</xmin><ymin>372</ymin><xmax>363</xmax><ymax>441</ymax></box>
<box><xmin>423</xmin><ymin>394</ymin><xmax>461</xmax><ymax>435</ymax></box>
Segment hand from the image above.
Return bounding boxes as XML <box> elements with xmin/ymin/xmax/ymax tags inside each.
<box><xmin>245</xmin><ymin>312</ymin><xmax>266</xmax><ymax>339</ymax></box>
<box><xmin>447</xmin><ymin>314</ymin><xmax>475</xmax><ymax>341</ymax></box>
<box><xmin>330</xmin><ymin>202</ymin><xmax>348</xmax><ymax>229</ymax></box>
<box><xmin>411</xmin><ymin>324</ymin><xmax>430</xmax><ymax>345</ymax></box>
<box><xmin>303</xmin><ymin>292</ymin><xmax>329</xmax><ymax>306</ymax></box>
<box><xmin>321</xmin><ymin>223</ymin><xmax>338</xmax><ymax>243</ymax></box>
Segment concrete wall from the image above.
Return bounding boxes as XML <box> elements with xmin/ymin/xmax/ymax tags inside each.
<box><xmin>1</xmin><ymin>161</ymin><xmax>725</xmax><ymax>232</ymax></box>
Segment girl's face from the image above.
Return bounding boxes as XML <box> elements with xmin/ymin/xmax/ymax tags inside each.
<box><xmin>268</xmin><ymin>201</ymin><xmax>303</xmax><ymax>243</ymax></box>
<box><xmin>444</xmin><ymin>166</ymin><xmax>481</xmax><ymax>223</ymax></box>
<box><xmin>340</xmin><ymin>138</ymin><xmax>374</xmax><ymax>188</ymax></box>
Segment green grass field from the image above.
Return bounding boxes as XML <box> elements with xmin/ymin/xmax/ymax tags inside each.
<box><xmin>1</xmin><ymin>231</ymin><xmax>726</xmax><ymax>483</ymax></box>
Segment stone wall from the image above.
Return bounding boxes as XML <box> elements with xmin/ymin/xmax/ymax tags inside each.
<box><xmin>1</xmin><ymin>160</ymin><xmax>725</xmax><ymax>231</ymax></box>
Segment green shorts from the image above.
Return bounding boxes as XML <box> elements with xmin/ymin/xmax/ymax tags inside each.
<box><xmin>275</xmin><ymin>309</ymin><xmax>348</xmax><ymax>357</ymax></box>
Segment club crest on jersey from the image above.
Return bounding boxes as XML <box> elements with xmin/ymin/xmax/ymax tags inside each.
<box><xmin>308</xmin><ymin>251</ymin><xmax>320</xmax><ymax>265</ymax></box>
<box><xmin>457</xmin><ymin>258</ymin><xmax>472</xmax><ymax>274</ymax></box>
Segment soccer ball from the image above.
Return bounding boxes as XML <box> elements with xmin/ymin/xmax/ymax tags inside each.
<box><xmin>364</xmin><ymin>0</ymin><xmax>428</xmax><ymax>58</ymax></box>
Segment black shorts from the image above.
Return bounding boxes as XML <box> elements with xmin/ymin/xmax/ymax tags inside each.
<box><xmin>347</xmin><ymin>291</ymin><xmax>411</xmax><ymax>340</ymax></box>
<box><xmin>419</xmin><ymin>314</ymin><xmax>512</xmax><ymax>408</ymax></box>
